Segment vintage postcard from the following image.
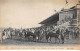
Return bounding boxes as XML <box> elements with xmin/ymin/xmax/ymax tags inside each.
<box><xmin>0</xmin><ymin>0</ymin><xmax>80</xmax><ymax>50</ymax></box>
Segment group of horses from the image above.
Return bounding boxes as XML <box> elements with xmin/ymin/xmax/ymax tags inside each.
<box><xmin>15</xmin><ymin>29</ymin><xmax>65</xmax><ymax>44</ymax></box>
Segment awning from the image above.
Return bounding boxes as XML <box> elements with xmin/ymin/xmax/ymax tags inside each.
<box><xmin>39</xmin><ymin>13</ymin><xmax>59</xmax><ymax>24</ymax></box>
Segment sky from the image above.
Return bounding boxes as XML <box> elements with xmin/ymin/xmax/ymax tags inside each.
<box><xmin>0</xmin><ymin>0</ymin><xmax>78</xmax><ymax>28</ymax></box>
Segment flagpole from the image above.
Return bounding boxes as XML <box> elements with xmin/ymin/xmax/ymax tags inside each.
<box><xmin>65</xmin><ymin>0</ymin><xmax>68</xmax><ymax>9</ymax></box>
<box><xmin>61</xmin><ymin>0</ymin><xmax>68</xmax><ymax>10</ymax></box>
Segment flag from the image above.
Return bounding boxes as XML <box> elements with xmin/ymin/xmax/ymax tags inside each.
<box><xmin>54</xmin><ymin>10</ymin><xmax>56</xmax><ymax>12</ymax></box>
<box><xmin>66</xmin><ymin>0</ymin><xmax>68</xmax><ymax>4</ymax></box>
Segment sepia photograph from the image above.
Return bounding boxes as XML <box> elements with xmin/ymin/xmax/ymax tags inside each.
<box><xmin>0</xmin><ymin>0</ymin><xmax>80</xmax><ymax>50</ymax></box>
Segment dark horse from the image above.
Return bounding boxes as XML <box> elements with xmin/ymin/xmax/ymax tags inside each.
<box><xmin>46</xmin><ymin>32</ymin><xmax>61</xmax><ymax>43</ymax></box>
<box><xmin>25</xmin><ymin>31</ymin><xmax>36</xmax><ymax>41</ymax></box>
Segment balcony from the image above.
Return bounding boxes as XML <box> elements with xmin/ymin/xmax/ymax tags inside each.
<box><xmin>69</xmin><ymin>19</ymin><xmax>77</xmax><ymax>25</ymax></box>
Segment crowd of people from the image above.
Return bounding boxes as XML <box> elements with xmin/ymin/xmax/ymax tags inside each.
<box><xmin>1</xmin><ymin>26</ymin><xmax>80</xmax><ymax>43</ymax></box>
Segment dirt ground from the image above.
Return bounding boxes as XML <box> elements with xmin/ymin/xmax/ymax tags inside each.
<box><xmin>0</xmin><ymin>35</ymin><xmax>80</xmax><ymax>46</ymax></box>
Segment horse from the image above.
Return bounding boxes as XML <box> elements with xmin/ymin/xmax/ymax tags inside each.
<box><xmin>46</xmin><ymin>28</ymin><xmax>65</xmax><ymax>44</ymax></box>
<box><xmin>46</xmin><ymin>31</ymin><xmax>61</xmax><ymax>43</ymax></box>
<box><xmin>25</xmin><ymin>31</ymin><xmax>37</xmax><ymax>41</ymax></box>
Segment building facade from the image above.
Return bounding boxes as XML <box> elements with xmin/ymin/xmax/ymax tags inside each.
<box><xmin>57</xmin><ymin>3</ymin><xmax>80</xmax><ymax>30</ymax></box>
<box><xmin>77</xmin><ymin>4</ymin><xmax>80</xmax><ymax>29</ymax></box>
